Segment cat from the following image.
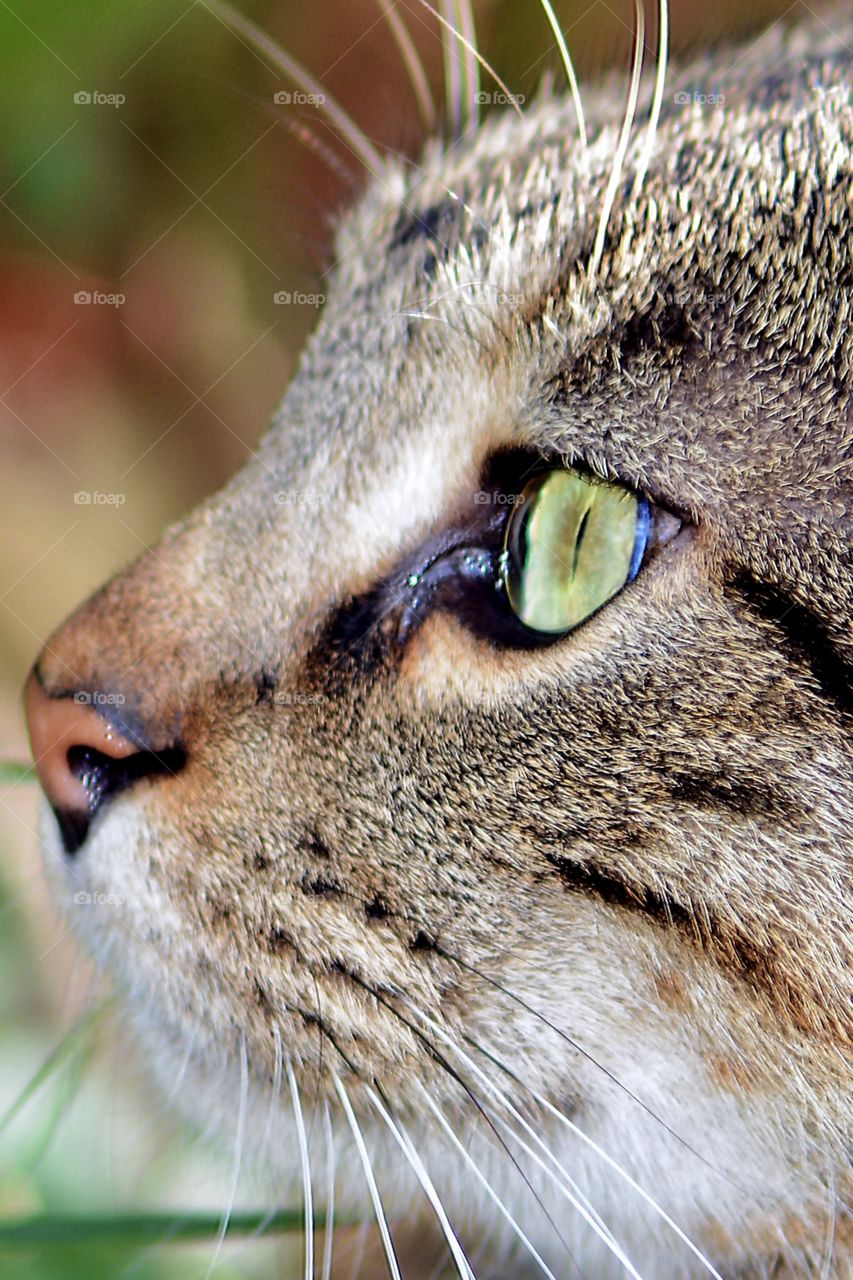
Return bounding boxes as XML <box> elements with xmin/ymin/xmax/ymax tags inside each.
<box><xmin>23</xmin><ymin>2</ymin><xmax>853</xmax><ymax>1276</ymax></box>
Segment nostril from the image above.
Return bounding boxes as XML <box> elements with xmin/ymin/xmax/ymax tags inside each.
<box><xmin>61</xmin><ymin>743</ymin><xmax>187</xmax><ymax>854</ymax></box>
<box><xmin>24</xmin><ymin>671</ymin><xmax>187</xmax><ymax>856</ymax></box>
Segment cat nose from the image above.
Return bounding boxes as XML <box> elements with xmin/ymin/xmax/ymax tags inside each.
<box><xmin>24</xmin><ymin>671</ymin><xmax>186</xmax><ymax>856</ymax></box>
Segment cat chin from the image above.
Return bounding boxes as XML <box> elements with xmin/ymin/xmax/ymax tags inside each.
<box><xmin>38</xmin><ymin>798</ymin><xmax>831</xmax><ymax>1277</ymax></box>
<box><xmin>108</xmin><ymin>1008</ymin><xmax>832</xmax><ymax>1280</ymax></box>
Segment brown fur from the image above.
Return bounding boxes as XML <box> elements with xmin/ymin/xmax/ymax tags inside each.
<box><xmin>28</xmin><ymin>7</ymin><xmax>852</xmax><ymax>1278</ymax></box>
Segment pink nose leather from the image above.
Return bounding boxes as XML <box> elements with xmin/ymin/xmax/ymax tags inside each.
<box><xmin>24</xmin><ymin>672</ymin><xmax>138</xmax><ymax>819</ymax></box>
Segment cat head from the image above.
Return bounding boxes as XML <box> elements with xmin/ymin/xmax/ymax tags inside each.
<box><xmin>25</xmin><ymin>9</ymin><xmax>852</xmax><ymax>1275</ymax></box>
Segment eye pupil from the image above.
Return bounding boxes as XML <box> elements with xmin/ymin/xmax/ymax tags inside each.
<box><xmin>501</xmin><ymin>467</ymin><xmax>648</xmax><ymax>636</ymax></box>
<box><xmin>572</xmin><ymin>506</ymin><xmax>591</xmax><ymax>578</ymax></box>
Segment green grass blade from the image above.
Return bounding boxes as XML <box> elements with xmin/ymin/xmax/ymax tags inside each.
<box><xmin>0</xmin><ymin>1003</ymin><xmax>112</xmax><ymax>1138</ymax></box>
<box><xmin>0</xmin><ymin>762</ymin><xmax>34</xmax><ymax>785</ymax></box>
<box><xmin>0</xmin><ymin>1209</ymin><xmax>317</xmax><ymax>1245</ymax></box>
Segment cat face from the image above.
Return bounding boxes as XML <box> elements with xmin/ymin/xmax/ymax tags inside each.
<box><xmin>25</xmin><ymin>9</ymin><xmax>852</xmax><ymax>1277</ymax></box>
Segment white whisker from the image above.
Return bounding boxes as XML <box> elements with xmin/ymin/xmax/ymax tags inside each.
<box><xmin>415</xmin><ymin>1080</ymin><xmax>562</xmax><ymax>1280</ymax></box>
<box><xmin>203</xmin><ymin>0</ymin><xmax>384</xmax><ymax>176</ymax></box>
<box><xmin>404</xmin><ymin>1000</ymin><xmax>646</xmax><ymax>1279</ymax></box>
<box><xmin>818</xmin><ymin>1166</ymin><xmax>837</xmax><ymax>1280</ymax></box>
<box><xmin>455</xmin><ymin>0</ymin><xmax>480</xmax><ymax>133</ymax></box>
<box><xmin>440</xmin><ymin>0</ymin><xmax>463</xmax><ymax>140</ymax></box>
<box><xmin>526</xmin><ymin>1082</ymin><xmax>726</xmax><ymax>1280</ymax></box>
<box><xmin>287</xmin><ymin>1057</ymin><xmax>315</xmax><ymax>1280</ymax></box>
<box><xmin>417</xmin><ymin>0</ymin><xmax>524</xmax><ymax>123</ymax></box>
<box><xmin>464</xmin><ymin>1020</ymin><xmax>726</xmax><ymax>1280</ymax></box>
<box><xmin>465</xmin><ymin>1021</ymin><xmax>726</xmax><ymax>1280</ymax></box>
<box><xmin>375</xmin><ymin>0</ymin><xmax>437</xmax><ymax>131</ymax></box>
<box><xmin>537</xmin><ymin>0</ymin><xmax>586</xmax><ymax>147</ymax></box>
<box><xmin>257</xmin><ymin>1023</ymin><xmax>284</xmax><ymax>1172</ymax></box>
<box><xmin>334</xmin><ymin>1072</ymin><xmax>402</xmax><ymax>1280</ymax></box>
<box><xmin>632</xmin><ymin>0</ymin><xmax>669</xmax><ymax>198</ymax></box>
<box><xmin>589</xmin><ymin>0</ymin><xmax>645</xmax><ymax>281</ymax></box>
<box><xmin>321</xmin><ymin>1100</ymin><xmax>336</xmax><ymax>1280</ymax></box>
<box><xmin>205</xmin><ymin>1032</ymin><xmax>249</xmax><ymax>1279</ymax></box>
<box><xmin>367</xmin><ymin>1085</ymin><xmax>476</xmax><ymax>1280</ymax></box>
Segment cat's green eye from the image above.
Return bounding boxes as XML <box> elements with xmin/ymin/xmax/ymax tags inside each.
<box><xmin>500</xmin><ymin>469</ymin><xmax>649</xmax><ymax>635</ymax></box>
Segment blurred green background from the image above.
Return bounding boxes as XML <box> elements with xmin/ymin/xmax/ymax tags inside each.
<box><xmin>0</xmin><ymin>0</ymin><xmax>811</xmax><ymax>1275</ymax></box>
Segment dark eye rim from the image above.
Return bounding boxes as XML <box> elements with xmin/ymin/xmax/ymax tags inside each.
<box><xmin>388</xmin><ymin>448</ymin><xmax>684</xmax><ymax>653</ymax></box>
<box><xmin>488</xmin><ymin>453</ymin><xmax>672</xmax><ymax>644</ymax></box>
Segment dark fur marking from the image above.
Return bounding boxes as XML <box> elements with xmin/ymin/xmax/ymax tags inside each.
<box><xmin>667</xmin><ymin>769</ymin><xmax>807</xmax><ymax>823</ymax></box>
<box><xmin>618</xmin><ymin>302</ymin><xmax>703</xmax><ymax>363</ymax></box>
<box><xmin>253</xmin><ymin>978</ymin><xmax>273</xmax><ymax>1013</ymax></box>
<box><xmin>727</xmin><ymin>571</ymin><xmax>852</xmax><ymax>716</ymax></box>
<box><xmin>544</xmin><ymin>851</ymin><xmax>846</xmax><ymax>1043</ymax></box>
<box><xmin>295</xmin><ymin>827</ymin><xmax>333</xmax><ymax>861</ymax></box>
<box><xmin>254</xmin><ymin>668</ymin><xmax>279</xmax><ymax>705</ymax></box>
<box><xmin>304</xmin><ymin>586</ymin><xmax>392</xmax><ymax>692</ymax></box>
<box><xmin>365</xmin><ymin>894</ymin><xmax>390</xmax><ymax>920</ymax></box>
<box><xmin>410</xmin><ymin>930</ymin><xmax>439</xmax><ymax>953</ymax></box>
<box><xmin>302</xmin><ymin>875</ymin><xmax>343</xmax><ymax>898</ymax></box>
<box><xmin>264</xmin><ymin>926</ymin><xmax>294</xmax><ymax>955</ymax></box>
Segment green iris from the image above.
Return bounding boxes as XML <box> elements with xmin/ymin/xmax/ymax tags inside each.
<box><xmin>501</xmin><ymin>468</ymin><xmax>646</xmax><ymax>635</ymax></box>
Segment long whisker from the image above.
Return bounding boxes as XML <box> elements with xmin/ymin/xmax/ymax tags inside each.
<box><xmin>454</xmin><ymin>0</ymin><xmax>481</xmax><ymax>134</ymax></box>
<box><xmin>287</xmin><ymin>1058</ymin><xmax>315</xmax><ymax>1280</ymax></box>
<box><xmin>404</xmin><ymin>999</ymin><xmax>647</xmax><ymax>1280</ymax></box>
<box><xmin>631</xmin><ymin>0</ymin><xmax>669</xmax><ymax>198</ymax></box>
<box><xmin>416</xmin><ymin>0</ymin><xmax>525</xmax><ymax>123</ymax></box>
<box><xmin>375</xmin><ymin>0</ymin><xmax>437</xmax><ymax>131</ymax></box>
<box><xmin>437</xmin><ymin>946</ymin><xmax>723</xmax><ymax>1176</ymax></box>
<box><xmin>537</xmin><ymin>0</ymin><xmax>586</xmax><ymax>148</ymax></box>
<box><xmin>440</xmin><ymin>0</ymin><xmax>463</xmax><ymax>140</ymax></box>
<box><xmin>448</xmin><ymin>1018</ymin><xmax>722</xmax><ymax>1280</ymax></box>
<box><xmin>415</xmin><ymin>1080</ymin><xmax>562</xmax><ymax>1280</ymax></box>
<box><xmin>340</xmin><ymin>971</ymin><xmax>576</xmax><ymax>1262</ymax></box>
<box><xmin>258</xmin><ymin>1023</ymin><xmax>284</xmax><ymax>1175</ymax></box>
<box><xmin>453</xmin><ymin>1014</ymin><xmax>726</xmax><ymax>1280</ymax></box>
<box><xmin>276</xmin><ymin>112</ymin><xmax>362</xmax><ymax>191</ymax></box>
<box><xmin>321</xmin><ymin>1100</ymin><xmax>337</xmax><ymax>1280</ymax></box>
<box><xmin>203</xmin><ymin>0</ymin><xmax>384</xmax><ymax>176</ymax></box>
<box><xmin>333</xmin><ymin>1072</ymin><xmax>403</xmax><ymax>1280</ymax></box>
<box><xmin>205</xmin><ymin>1031</ymin><xmax>249</xmax><ymax>1279</ymax></box>
<box><xmin>588</xmin><ymin>0</ymin><xmax>645</xmax><ymax>281</ymax></box>
<box><xmin>367</xmin><ymin>1085</ymin><xmax>476</xmax><ymax>1280</ymax></box>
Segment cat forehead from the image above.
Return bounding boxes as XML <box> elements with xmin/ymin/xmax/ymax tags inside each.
<box><xmin>333</xmin><ymin>13</ymin><xmax>852</xmax><ymax>322</ymax></box>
